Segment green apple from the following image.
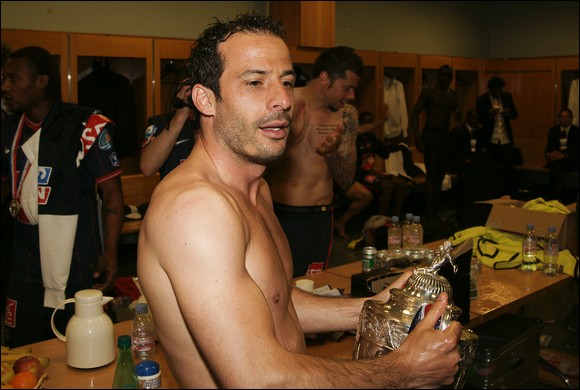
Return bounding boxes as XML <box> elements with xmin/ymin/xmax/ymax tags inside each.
<box><xmin>1</xmin><ymin>361</ymin><xmax>15</xmax><ymax>385</ymax></box>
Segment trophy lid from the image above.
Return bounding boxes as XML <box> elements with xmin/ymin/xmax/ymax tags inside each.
<box><xmin>402</xmin><ymin>241</ymin><xmax>459</xmax><ymax>303</ymax></box>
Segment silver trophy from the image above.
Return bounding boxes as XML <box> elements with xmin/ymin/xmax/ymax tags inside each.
<box><xmin>353</xmin><ymin>241</ymin><xmax>479</xmax><ymax>389</ymax></box>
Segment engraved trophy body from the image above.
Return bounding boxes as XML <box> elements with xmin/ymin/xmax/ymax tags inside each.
<box><xmin>353</xmin><ymin>241</ymin><xmax>478</xmax><ymax>388</ymax></box>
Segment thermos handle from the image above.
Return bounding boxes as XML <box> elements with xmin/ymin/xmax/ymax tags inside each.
<box><xmin>50</xmin><ymin>298</ymin><xmax>75</xmax><ymax>342</ymax></box>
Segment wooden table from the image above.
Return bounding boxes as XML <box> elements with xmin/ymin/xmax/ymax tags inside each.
<box><xmin>468</xmin><ymin>266</ymin><xmax>571</xmax><ymax>327</ymax></box>
<box><xmin>19</xmin><ymin>242</ymin><xmax>572</xmax><ymax>388</ymax></box>
<box><xmin>21</xmin><ymin>321</ymin><xmax>177</xmax><ymax>389</ymax></box>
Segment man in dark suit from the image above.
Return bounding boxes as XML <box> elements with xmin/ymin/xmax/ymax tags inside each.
<box><xmin>544</xmin><ymin>107</ymin><xmax>579</xmax><ymax>202</ymax></box>
<box><xmin>449</xmin><ymin>108</ymin><xmax>487</xmax><ymax>174</ymax></box>
<box><xmin>476</xmin><ymin>76</ymin><xmax>521</xmax><ymax>168</ymax></box>
<box><xmin>545</xmin><ymin>107</ymin><xmax>579</xmax><ymax>173</ymax></box>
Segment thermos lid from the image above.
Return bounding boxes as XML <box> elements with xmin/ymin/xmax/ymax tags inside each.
<box><xmin>74</xmin><ymin>289</ymin><xmax>103</xmax><ymax>304</ymax></box>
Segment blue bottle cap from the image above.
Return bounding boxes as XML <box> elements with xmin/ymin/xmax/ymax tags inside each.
<box><xmin>135</xmin><ymin>302</ymin><xmax>149</xmax><ymax>314</ymax></box>
<box><xmin>135</xmin><ymin>360</ymin><xmax>160</xmax><ymax>376</ymax></box>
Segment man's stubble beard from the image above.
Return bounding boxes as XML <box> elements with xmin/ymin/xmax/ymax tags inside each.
<box><xmin>214</xmin><ymin>108</ymin><xmax>289</xmax><ymax>166</ymax></box>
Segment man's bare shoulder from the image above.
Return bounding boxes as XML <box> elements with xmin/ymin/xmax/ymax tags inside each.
<box><xmin>343</xmin><ymin>104</ymin><xmax>358</xmax><ymax>119</ymax></box>
<box><xmin>144</xmin><ymin>171</ymin><xmax>239</xmax><ymax>233</ymax></box>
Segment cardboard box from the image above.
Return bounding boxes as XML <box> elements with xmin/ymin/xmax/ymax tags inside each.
<box><xmin>482</xmin><ymin>198</ymin><xmax>577</xmax><ymax>250</ymax></box>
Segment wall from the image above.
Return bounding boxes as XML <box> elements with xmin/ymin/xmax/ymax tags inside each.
<box><xmin>0</xmin><ymin>1</ymin><xmax>267</xmax><ymax>39</ymax></box>
<box><xmin>336</xmin><ymin>1</ymin><xmax>490</xmax><ymax>58</ymax></box>
<box><xmin>335</xmin><ymin>1</ymin><xmax>579</xmax><ymax>58</ymax></box>
<box><xmin>2</xmin><ymin>1</ymin><xmax>578</xmax><ymax>59</ymax></box>
<box><xmin>487</xmin><ymin>1</ymin><xmax>579</xmax><ymax>58</ymax></box>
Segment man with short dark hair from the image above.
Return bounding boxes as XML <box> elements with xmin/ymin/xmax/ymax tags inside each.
<box><xmin>476</xmin><ymin>76</ymin><xmax>520</xmax><ymax>167</ymax></box>
<box><xmin>137</xmin><ymin>13</ymin><xmax>461</xmax><ymax>389</ymax></box>
<box><xmin>1</xmin><ymin>46</ymin><xmax>123</xmax><ymax>346</ymax></box>
<box><xmin>265</xmin><ymin>46</ymin><xmax>363</xmax><ymax>277</ymax></box>
<box><xmin>544</xmin><ymin>107</ymin><xmax>579</xmax><ymax>202</ymax></box>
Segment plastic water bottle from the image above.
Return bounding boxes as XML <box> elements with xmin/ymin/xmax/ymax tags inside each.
<box><xmin>113</xmin><ymin>335</ymin><xmax>139</xmax><ymax>389</ymax></box>
<box><xmin>135</xmin><ymin>360</ymin><xmax>161</xmax><ymax>389</ymax></box>
<box><xmin>402</xmin><ymin>213</ymin><xmax>413</xmax><ymax>249</ymax></box>
<box><xmin>521</xmin><ymin>223</ymin><xmax>537</xmax><ymax>272</ymax></box>
<box><xmin>410</xmin><ymin>216</ymin><xmax>423</xmax><ymax>248</ymax></box>
<box><xmin>387</xmin><ymin>216</ymin><xmax>402</xmax><ymax>250</ymax></box>
<box><xmin>132</xmin><ymin>303</ymin><xmax>156</xmax><ymax>361</ymax></box>
<box><xmin>470</xmin><ymin>256</ymin><xmax>482</xmax><ymax>299</ymax></box>
<box><xmin>543</xmin><ymin>225</ymin><xmax>559</xmax><ymax>276</ymax></box>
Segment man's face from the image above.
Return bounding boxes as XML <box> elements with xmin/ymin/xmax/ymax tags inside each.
<box><xmin>325</xmin><ymin>70</ymin><xmax>359</xmax><ymax>112</ymax></box>
<box><xmin>489</xmin><ymin>86</ymin><xmax>503</xmax><ymax>99</ymax></box>
<box><xmin>213</xmin><ymin>32</ymin><xmax>295</xmax><ymax>165</ymax></box>
<box><xmin>559</xmin><ymin>111</ymin><xmax>572</xmax><ymax>128</ymax></box>
<box><xmin>1</xmin><ymin>58</ymin><xmax>43</xmax><ymax>113</ymax></box>
<box><xmin>437</xmin><ymin>71</ymin><xmax>452</xmax><ymax>89</ymax></box>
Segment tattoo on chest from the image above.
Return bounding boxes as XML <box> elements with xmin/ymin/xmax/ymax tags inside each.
<box><xmin>315</xmin><ymin>123</ymin><xmax>339</xmax><ymax>137</ymax></box>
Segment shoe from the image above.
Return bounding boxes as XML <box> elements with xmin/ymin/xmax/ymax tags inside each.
<box><xmin>347</xmin><ymin>236</ymin><xmax>364</xmax><ymax>250</ymax></box>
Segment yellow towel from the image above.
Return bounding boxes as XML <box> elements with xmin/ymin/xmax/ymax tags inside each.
<box><xmin>449</xmin><ymin>226</ymin><xmax>578</xmax><ymax>277</ymax></box>
<box><xmin>521</xmin><ymin>198</ymin><xmax>571</xmax><ymax>214</ymax></box>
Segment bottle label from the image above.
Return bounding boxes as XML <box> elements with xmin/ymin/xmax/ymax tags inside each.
<box><xmin>388</xmin><ymin>234</ymin><xmax>401</xmax><ymax>248</ymax></box>
<box><xmin>132</xmin><ymin>335</ymin><xmax>155</xmax><ymax>358</ymax></box>
<box><xmin>138</xmin><ymin>373</ymin><xmax>161</xmax><ymax>389</ymax></box>
<box><xmin>362</xmin><ymin>257</ymin><xmax>374</xmax><ymax>272</ymax></box>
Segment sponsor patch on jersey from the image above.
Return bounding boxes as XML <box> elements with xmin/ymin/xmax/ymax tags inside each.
<box><xmin>5</xmin><ymin>298</ymin><xmax>16</xmax><ymax>328</ymax></box>
<box><xmin>38</xmin><ymin>186</ymin><xmax>51</xmax><ymax>205</ymax></box>
<box><xmin>78</xmin><ymin>114</ymin><xmax>111</xmax><ymax>164</ymax></box>
<box><xmin>142</xmin><ymin>125</ymin><xmax>158</xmax><ymax>148</ymax></box>
<box><xmin>98</xmin><ymin>128</ymin><xmax>113</xmax><ymax>150</ymax></box>
<box><xmin>38</xmin><ymin>166</ymin><xmax>52</xmax><ymax>185</ymax></box>
<box><xmin>145</xmin><ymin>124</ymin><xmax>157</xmax><ymax>140</ymax></box>
<box><xmin>110</xmin><ymin>152</ymin><xmax>120</xmax><ymax>167</ymax></box>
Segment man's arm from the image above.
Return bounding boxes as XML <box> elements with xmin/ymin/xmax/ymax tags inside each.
<box><xmin>359</xmin><ymin>104</ymin><xmax>389</xmax><ymax>135</ymax></box>
<box><xmin>141</xmin><ymin>186</ymin><xmax>461</xmax><ymax>388</ymax></box>
<box><xmin>292</xmin><ymin>270</ymin><xmax>411</xmax><ymax>333</ymax></box>
<box><xmin>94</xmin><ymin>175</ymin><xmax>123</xmax><ymax>292</ymax></box>
<box><xmin>452</xmin><ymin>90</ymin><xmax>462</xmax><ymax>123</ymax></box>
<box><xmin>323</xmin><ymin>104</ymin><xmax>358</xmax><ymax>190</ymax></box>
<box><xmin>503</xmin><ymin>93</ymin><xmax>518</xmax><ymax>120</ymax></box>
<box><xmin>140</xmin><ymin>109</ymin><xmax>190</xmax><ymax>176</ymax></box>
<box><xmin>411</xmin><ymin>91</ymin><xmax>428</xmax><ymax>151</ymax></box>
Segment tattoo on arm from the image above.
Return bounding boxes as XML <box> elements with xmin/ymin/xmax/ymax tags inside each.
<box><xmin>326</xmin><ymin>105</ymin><xmax>357</xmax><ymax>190</ymax></box>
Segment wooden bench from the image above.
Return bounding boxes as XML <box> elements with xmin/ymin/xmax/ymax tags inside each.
<box><xmin>121</xmin><ymin>173</ymin><xmax>160</xmax><ymax>207</ymax></box>
<box><xmin>120</xmin><ymin>173</ymin><xmax>160</xmax><ymax>240</ymax></box>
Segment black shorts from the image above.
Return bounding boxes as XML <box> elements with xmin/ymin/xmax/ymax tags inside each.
<box><xmin>273</xmin><ymin>203</ymin><xmax>334</xmax><ymax>278</ymax></box>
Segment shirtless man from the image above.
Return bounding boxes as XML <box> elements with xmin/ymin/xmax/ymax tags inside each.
<box><xmin>137</xmin><ymin>13</ymin><xmax>461</xmax><ymax>388</ymax></box>
<box><xmin>264</xmin><ymin>46</ymin><xmax>361</xmax><ymax>277</ymax></box>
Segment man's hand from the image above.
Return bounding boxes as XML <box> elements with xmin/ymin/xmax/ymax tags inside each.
<box><xmin>93</xmin><ymin>251</ymin><xmax>119</xmax><ymax>293</ymax></box>
<box><xmin>388</xmin><ymin>292</ymin><xmax>462</xmax><ymax>388</ymax></box>
<box><xmin>373</xmin><ymin>270</ymin><xmax>412</xmax><ymax>302</ymax></box>
<box><xmin>546</xmin><ymin>150</ymin><xmax>565</xmax><ymax>162</ymax></box>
